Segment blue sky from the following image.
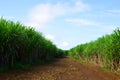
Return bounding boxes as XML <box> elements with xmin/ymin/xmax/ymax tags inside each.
<box><xmin>0</xmin><ymin>0</ymin><xmax>120</xmax><ymax>50</ymax></box>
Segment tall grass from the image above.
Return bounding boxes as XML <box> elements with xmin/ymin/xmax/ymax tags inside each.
<box><xmin>0</xmin><ymin>18</ymin><xmax>66</xmax><ymax>71</ymax></box>
<box><xmin>69</xmin><ymin>28</ymin><xmax>120</xmax><ymax>71</ymax></box>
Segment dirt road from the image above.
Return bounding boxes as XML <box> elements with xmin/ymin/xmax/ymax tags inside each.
<box><xmin>0</xmin><ymin>58</ymin><xmax>119</xmax><ymax>80</ymax></box>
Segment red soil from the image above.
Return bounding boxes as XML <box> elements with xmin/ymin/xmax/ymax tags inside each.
<box><xmin>0</xmin><ymin>58</ymin><xmax>120</xmax><ymax>80</ymax></box>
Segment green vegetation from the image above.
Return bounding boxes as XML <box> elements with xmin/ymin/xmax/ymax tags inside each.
<box><xmin>0</xmin><ymin>18</ymin><xmax>66</xmax><ymax>72</ymax></box>
<box><xmin>68</xmin><ymin>28</ymin><xmax>120</xmax><ymax>71</ymax></box>
<box><xmin>0</xmin><ymin>18</ymin><xmax>119</xmax><ymax>72</ymax></box>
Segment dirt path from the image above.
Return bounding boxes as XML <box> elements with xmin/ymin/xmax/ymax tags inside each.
<box><xmin>0</xmin><ymin>58</ymin><xmax>120</xmax><ymax>80</ymax></box>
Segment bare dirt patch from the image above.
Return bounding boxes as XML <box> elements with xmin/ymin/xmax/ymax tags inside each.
<box><xmin>0</xmin><ymin>58</ymin><xmax>120</xmax><ymax>80</ymax></box>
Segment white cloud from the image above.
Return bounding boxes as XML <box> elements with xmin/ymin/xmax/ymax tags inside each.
<box><xmin>45</xmin><ymin>34</ymin><xmax>55</xmax><ymax>41</ymax></box>
<box><xmin>0</xmin><ymin>16</ymin><xmax>15</xmax><ymax>20</ymax></box>
<box><xmin>104</xmin><ymin>10</ymin><xmax>120</xmax><ymax>17</ymax></box>
<box><xmin>25</xmin><ymin>22</ymin><xmax>42</xmax><ymax>30</ymax></box>
<box><xmin>65</xmin><ymin>18</ymin><xmax>118</xmax><ymax>35</ymax></box>
<box><xmin>107</xmin><ymin>10</ymin><xmax>120</xmax><ymax>13</ymax></box>
<box><xmin>27</xmin><ymin>1</ymin><xmax>90</xmax><ymax>30</ymax></box>
<box><xmin>65</xmin><ymin>18</ymin><xmax>99</xmax><ymax>26</ymax></box>
<box><xmin>60</xmin><ymin>41</ymin><xmax>69</xmax><ymax>47</ymax></box>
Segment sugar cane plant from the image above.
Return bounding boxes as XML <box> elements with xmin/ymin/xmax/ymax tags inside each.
<box><xmin>68</xmin><ymin>28</ymin><xmax>120</xmax><ymax>71</ymax></box>
<box><xmin>0</xmin><ymin>18</ymin><xmax>66</xmax><ymax>71</ymax></box>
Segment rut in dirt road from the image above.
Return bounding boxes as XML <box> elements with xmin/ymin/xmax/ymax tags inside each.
<box><xmin>0</xmin><ymin>58</ymin><xmax>120</xmax><ymax>80</ymax></box>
